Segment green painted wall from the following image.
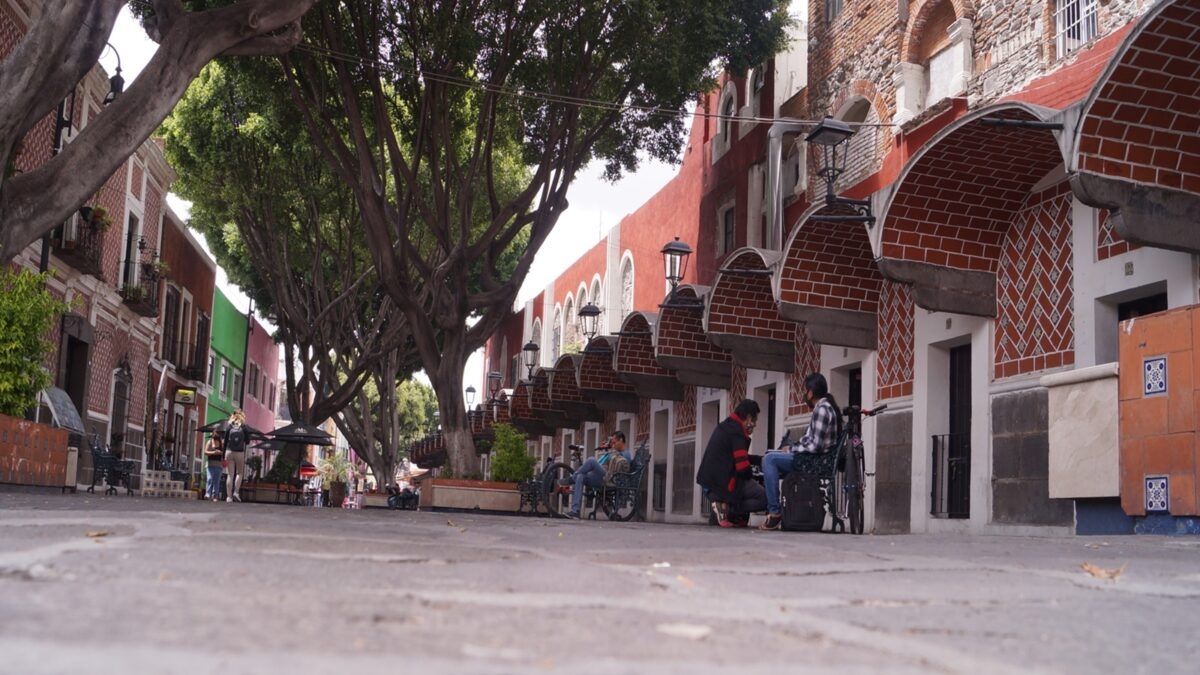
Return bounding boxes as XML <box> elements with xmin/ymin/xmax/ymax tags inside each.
<box><xmin>205</xmin><ymin>288</ymin><xmax>248</xmax><ymax>424</ymax></box>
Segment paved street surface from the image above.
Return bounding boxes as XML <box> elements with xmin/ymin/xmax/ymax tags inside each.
<box><xmin>1</xmin><ymin>490</ymin><xmax>1197</xmax><ymax>674</ymax></box>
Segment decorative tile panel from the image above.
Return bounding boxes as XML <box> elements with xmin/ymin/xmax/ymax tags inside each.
<box><xmin>1095</xmin><ymin>210</ymin><xmax>1137</xmax><ymax>260</ymax></box>
<box><xmin>877</xmin><ymin>280</ymin><xmax>914</xmax><ymax>400</ymax></box>
<box><xmin>788</xmin><ymin>324</ymin><xmax>821</xmax><ymax>417</ymax></box>
<box><xmin>1142</xmin><ymin>357</ymin><xmax>1167</xmax><ymax>396</ymax></box>
<box><xmin>675</xmin><ymin>386</ymin><xmax>697</xmax><ymax>435</ymax></box>
<box><xmin>1145</xmin><ymin>475</ymin><xmax>1168</xmax><ymax>513</ymax></box>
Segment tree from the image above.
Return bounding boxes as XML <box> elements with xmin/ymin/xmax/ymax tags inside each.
<box><xmin>0</xmin><ymin>0</ymin><xmax>321</xmax><ymax>263</ymax></box>
<box><xmin>161</xmin><ymin>60</ymin><xmax>419</xmax><ymax>484</ymax></box>
<box><xmin>0</xmin><ymin>269</ymin><xmax>70</xmax><ymax>417</ymax></box>
<box><xmin>488</xmin><ymin>423</ymin><xmax>535</xmax><ymax>483</ymax></box>
<box><xmin>283</xmin><ymin>0</ymin><xmax>790</xmax><ymax>475</ymax></box>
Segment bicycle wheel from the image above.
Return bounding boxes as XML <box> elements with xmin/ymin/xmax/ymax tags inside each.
<box><xmin>541</xmin><ymin>462</ymin><xmax>575</xmax><ymax>517</ymax></box>
<box><xmin>602</xmin><ymin>488</ymin><xmax>639</xmax><ymax>522</ymax></box>
<box><xmin>845</xmin><ymin>443</ymin><xmax>865</xmax><ymax>535</ymax></box>
<box><xmin>828</xmin><ymin>452</ymin><xmax>848</xmax><ymax>532</ymax></box>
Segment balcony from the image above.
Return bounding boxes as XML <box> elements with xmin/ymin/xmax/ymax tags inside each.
<box><xmin>173</xmin><ymin>341</ymin><xmax>208</xmax><ymax>382</ymax></box>
<box><xmin>119</xmin><ymin>276</ymin><xmax>160</xmax><ymax>318</ymax></box>
<box><xmin>53</xmin><ymin>209</ymin><xmax>106</xmax><ymax>278</ymax></box>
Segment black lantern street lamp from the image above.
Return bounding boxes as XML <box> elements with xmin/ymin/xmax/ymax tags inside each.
<box><xmin>805</xmin><ymin>116</ymin><xmax>874</xmax><ymax>226</ymax></box>
<box><xmin>578</xmin><ymin>302</ymin><xmax>602</xmax><ymax>345</ymax></box>
<box><xmin>661</xmin><ymin>237</ymin><xmax>692</xmax><ymax>296</ymax></box>
<box><xmin>487</xmin><ymin>371</ymin><xmax>503</xmax><ymax>400</ymax></box>
<box><xmin>102</xmin><ymin>43</ymin><xmax>124</xmax><ymax>106</ymax></box>
<box><xmin>522</xmin><ymin>340</ymin><xmax>540</xmax><ymax>379</ymax></box>
<box><xmin>465</xmin><ymin>385</ymin><xmax>476</xmax><ymax>408</ymax></box>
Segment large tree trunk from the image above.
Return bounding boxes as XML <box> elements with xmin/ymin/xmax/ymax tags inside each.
<box><xmin>426</xmin><ymin>344</ymin><xmax>476</xmax><ymax>476</ymax></box>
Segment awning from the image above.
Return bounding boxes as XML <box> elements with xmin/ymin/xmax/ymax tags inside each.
<box><xmin>40</xmin><ymin>387</ymin><xmax>85</xmax><ymax>434</ymax></box>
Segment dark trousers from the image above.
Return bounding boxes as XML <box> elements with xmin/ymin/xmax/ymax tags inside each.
<box><xmin>729</xmin><ymin>478</ymin><xmax>767</xmax><ymax>515</ymax></box>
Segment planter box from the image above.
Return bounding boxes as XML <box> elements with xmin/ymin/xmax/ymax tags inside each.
<box><xmin>0</xmin><ymin>414</ymin><xmax>69</xmax><ymax>488</ymax></box>
<box><xmin>418</xmin><ymin>478</ymin><xmax>520</xmax><ymax>512</ymax></box>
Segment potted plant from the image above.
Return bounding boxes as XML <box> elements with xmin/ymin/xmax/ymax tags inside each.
<box><xmin>317</xmin><ymin>451</ymin><xmax>353</xmax><ymax>507</ymax></box>
<box><xmin>90</xmin><ymin>207</ymin><xmax>112</xmax><ymax>232</ymax></box>
<box><xmin>143</xmin><ymin>259</ymin><xmax>170</xmax><ymax>279</ymax></box>
<box><xmin>120</xmin><ymin>283</ymin><xmax>146</xmax><ymax>302</ymax></box>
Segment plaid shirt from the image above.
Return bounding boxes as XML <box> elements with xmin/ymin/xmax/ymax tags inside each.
<box><xmin>795</xmin><ymin>398</ymin><xmax>839</xmax><ymax>454</ymax></box>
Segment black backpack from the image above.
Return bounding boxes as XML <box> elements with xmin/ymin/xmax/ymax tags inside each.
<box><xmin>225</xmin><ymin>426</ymin><xmax>246</xmax><ymax>452</ymax></box>
<box><xmin>780</xmin><ymin>472</ymin><xmax>824</xmax><ymax>532</ymax></box>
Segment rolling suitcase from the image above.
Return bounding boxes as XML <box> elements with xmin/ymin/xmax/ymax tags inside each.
<box><xmin>780</xmin><ymin>472</ymin><xmax>824</xmax><ymax>531</ymax></box>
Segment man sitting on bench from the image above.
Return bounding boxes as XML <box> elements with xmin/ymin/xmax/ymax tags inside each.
<box><xmin>565</xmin><ymin>431</ymin><xmax>632</xmax><ymax>520</ymax></box>
<box><xmin>759</xmin><ymin>373</ymin><xmax>841</xmax><ymax>531</ymax></box>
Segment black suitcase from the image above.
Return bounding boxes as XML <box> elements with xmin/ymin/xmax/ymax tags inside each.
<box><xmin>780</xmin><ymin>472</ymin><xmax>824</xmax><ymax>531</ymax></box>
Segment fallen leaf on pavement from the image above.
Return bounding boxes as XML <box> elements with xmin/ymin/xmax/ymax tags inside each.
<box><xmin>651</xmin><ymin>562</ymin><xmax>671</xmax><ymax>568</ymax></box>
<box><xmin>458</xmin><ymin>527</ymin><xmax>468</xmax><ymax>533</ymax></box>
<box><xmin>446</xmin><ymin>519</ymin><xmax>457</xmax><ymax>527</ymax></box>
<box><xmin>656</xmin><ymin>623</ymin><xmax>711</xmax><ymax>640</ymax></box>
<box><xmin>675</xmin><ymin>574</ymin><xmax>695</xmax><ymax>588</ymax></box>
<box><xmin>85</xmin><ymin>531</ymin><xmax>108</xmax><ymax>538</ymax></box>
<box><xmin>558</xmin><ymin>532</ymin><xmax>564</xmax><ymax>537</ymax></box>
<box><xmin>1081</xmin><ymin>562</ymin><xmax>1126</xmax><ymax>581</ymax></box>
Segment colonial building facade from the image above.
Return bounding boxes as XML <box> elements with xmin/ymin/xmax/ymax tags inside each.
<box><xmin>479</xmin><ymin>0</ymin><xmax>1200</xmax><ymax>534</ymax></box>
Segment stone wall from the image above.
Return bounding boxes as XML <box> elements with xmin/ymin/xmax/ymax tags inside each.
<box><xmin>991</xmin><ymin>388</ymin><xmax>1073</xmax><ymax>525</ymax></box>
<box><xmin>874</xmin><ymin>410</ymin><xmax>913</xmax><ymax>533</ymax></box>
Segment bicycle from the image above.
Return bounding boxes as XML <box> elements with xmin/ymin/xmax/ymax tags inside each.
<box><xmin>832</xmin><ymin>404</ymin><xmax>886</xmax><ymax>534</ymax></box>
<box><xmin>525</xmin><ymin>442</ymin><xmax>649</xmax><ymax>521</ymax></box>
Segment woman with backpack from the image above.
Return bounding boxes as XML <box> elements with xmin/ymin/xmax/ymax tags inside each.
<box><xmin>223</xmin><ymin>409</ymin><xmax>249</xmax><ymax>503</ymax></box>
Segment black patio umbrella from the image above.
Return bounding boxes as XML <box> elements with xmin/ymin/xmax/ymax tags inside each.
<box><xmin>268</xmin><ymin>422</ymin><xmax>334</xmax><ymax>446</ymax></box>
<box><xmin>198</xmin><ymin>418</ymin><xmax>267</xmax><ymax>439</ymax></box>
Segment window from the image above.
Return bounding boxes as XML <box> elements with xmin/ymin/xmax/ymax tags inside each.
<box><xmin>162</xmin><ymin>286</ymin><xmax>180</xmax><ymax>363</ymax></box>
<box><xmin>718</xmin><ymin>204</ymin><xmax>736</xmax><ymax>256</ymax></box>
<box><xmin>1055</xmin><ymin>0</ymin><xmax>1098</xmax><ymax>58</ymax></box>
<box><xmin>620</xmin><ymin>259</ymin><xmax>634</xmax><ymax>321</ymax></box>
<box><xmin>268</xmin><ymin>383</ymin><xmax>276</xmax><ymax>414</ymax></box>
<box><xmin>248</xmin><ymin>363</ymin><xmax>259</xmax><ymax>398</ymax></box>
<box><xmin>121</xmin><ymin>213</ymin><xmax>140</xmax><ymax>287</ymax></box>
<box><xmin>826</xmin><ymin>0</ymin><xmax>844</xmax><ymax>21</ymax></box>
<box><xmin>233</xmin><ymin>371</ymin><xmax>243</xmax><ymax>403</ymax></box>
<box><xmin>552</xmin><ymin>307</ymin><xmax>562</xmax><ymax>361</ymax></box>
<box><xmin>208</xmin><ymin>355</ymin><xmax>217</xmax><ymax>387</ymax></box>
<box><xmin>220</xmin><ymin>364</ymin><xmax>230</xmax><ymax>398</ymax></box>
<box><xmin>719</xmin><ymin>92</ymin><xmax>736</xmax><ymax>141</ymax></box>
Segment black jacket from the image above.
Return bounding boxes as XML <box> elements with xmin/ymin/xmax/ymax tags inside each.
<box><xmin>696</xmin><ymin>416</ymin><xmax>753</xmax><ymax>502</ymax></box>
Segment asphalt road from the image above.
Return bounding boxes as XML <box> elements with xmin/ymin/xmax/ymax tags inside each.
<box><xmin>1</xmin><ymin>490</ymin><xmax>1198</xmax><ymax>674</ymax></box>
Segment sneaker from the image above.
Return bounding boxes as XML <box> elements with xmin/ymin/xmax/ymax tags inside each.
<box><xmin>232</xmin><ymin>494</ymin><xmax>241</xmax><ymax>502</ymax></box>
<box><xmin>759</xmin><ymin>513</ymin><xmax>782</xmax><ymax>531</ymax></box>
<box><xmin>730</xmin><ymin>514</ymin><xmax>750</xmax><ymax>529</ymax></box>
<box><xmin>565</xmin><ymin>510</ymin><xmax>581</xmax><ymax>520</ymax></box>
<box><xmin>711</xmin><ymin>501</ymin><xmax>733</xmax><ymax>528</ymax></box>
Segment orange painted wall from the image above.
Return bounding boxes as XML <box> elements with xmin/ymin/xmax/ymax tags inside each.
<box><xmin>1118</xmin><ymin>305</ymin><xmax>1198</xmax><ymax>516</ymax></box>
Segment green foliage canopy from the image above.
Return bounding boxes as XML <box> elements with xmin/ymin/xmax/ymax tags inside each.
<box><xmin>0</xmin><ymin>270</ymin><xmax>70</xmax><ymax>417</ymax></box>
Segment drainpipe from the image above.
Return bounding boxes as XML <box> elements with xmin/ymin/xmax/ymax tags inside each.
<box><xmin>765</xmin><ymin>120</ymin><xmax>805</xmax><ymax>251</ymax></box>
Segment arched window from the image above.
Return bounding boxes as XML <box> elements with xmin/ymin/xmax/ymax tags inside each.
<box><xmin>590</xmin><ymin>279</ymin><xmax>603</xmax><ymax>334</ymax></box>
<box><xmin>620</xmin><ymin>258</ymin><xmax>634</xmax><ymax>321</ymax></box>
<box><xmin>563</xmin><ymin>296</ymin><xmax>578</xmax><ymax>350</ymax></box>
<box><xmin>896</xmin><ymin>1</ymin><xmax>972</xmax><ymax>124</ymax></box>
<box><xmin>531</xmin><ymin>318</ymin><xmax>542</xmax><ymax>350</ymax></box>
<box><xmin>552</xmin><ymin>307</ymin><xmax>562</xmax><ymax>361</ymax></box>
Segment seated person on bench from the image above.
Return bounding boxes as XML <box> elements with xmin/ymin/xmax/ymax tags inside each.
<box><xmin>759</xmin><ymin>373</ymin><xmax>841</xmax><ymax>531</ymax></box>
<box><xmin>566</xmin><ymin>431</ymin><xmax>632</xmax><ymax>520</ymax></box>
<box><xmin>696</xmin><ymin>399</ymin><xmax>766</xmax><ymax>528</ymax></box>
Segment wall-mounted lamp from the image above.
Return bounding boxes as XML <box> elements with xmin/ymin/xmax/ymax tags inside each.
<box><xmin>465</xmin><ymin>385</ymin><xmax>476</xmax><ymax>409</ymax></box>
<box><xmin>487</xmin><ymin>370</ymin><xmax>503</xmax><ymax>400</ymax></box>
<box><xmin>577</xmin><ymin>302</ymin><xmax>601</xmax><ymax>345</ymax></box>
<box><xmin>521</xmin><ymin>340</ymin><xmax>540</xmax><ymax>380</ymax></box>
<box><xmin>806</xmin><ymin>116</ymin><xmax>874</xmax><ymax>226</ymax></box>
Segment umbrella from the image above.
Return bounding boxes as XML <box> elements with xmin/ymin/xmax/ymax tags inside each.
<box><xmin>199</xmin><ymin>418</ymin><xmax>267</xmax><ymax>439</ymax></box>
<box><xmin>268</xmin><ymin>421</ymin><xmax>334</xmax><ymax>446</ymax></box>
<box><xmin>298</xmin><ymin>461</ymin><xmax>318</xmax><ymax>477</ymax></box>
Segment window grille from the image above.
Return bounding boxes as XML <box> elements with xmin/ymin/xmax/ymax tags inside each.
<box><xmin>1055</xmin><ymin>0</ymin><xmax>1098</xmax><ymax>58</ymax></box>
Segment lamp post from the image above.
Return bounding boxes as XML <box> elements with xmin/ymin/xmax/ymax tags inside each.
<box><xmin>465</xmin><ymin>385</ymin><xmax>476</xmax><ymax>408</ymax></box>
<box><xmin>806</xmin><ymin>116</ymin><xmax>874</xmax><ymax>225</ymax></box>
<box><xmin>521</xmin><ymin>340</ymin><xmax>540</xmax><ymax>379</ymax></box>
<box><xmin>487</xmin><ymin>370</ymin><xmax>503</xmax><ymax>421</ymax></box>
<box><xmin>101</xmin><ymin>43</ymin><xmax>124</xmax><ymax>106</ymax></box>
<box><xmin>661</xmin><ymin>237</ymin><xmax>692</xmax><ymax>297</ymax></box>
<box><xmin>578</xmin><ymin>302</ymin><xmax>601</xmax><ymax>345</ymax></box>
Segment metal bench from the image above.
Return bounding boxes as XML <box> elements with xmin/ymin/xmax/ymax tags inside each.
<box><xmin>87</xmin><ymin>435</ymin><xmax>133</xmax><ymax>496</ymax></box>
<box><xmin>584</xmin><ymin>443</ymin><xmax>651</xmax><ymax>522</ymax></box>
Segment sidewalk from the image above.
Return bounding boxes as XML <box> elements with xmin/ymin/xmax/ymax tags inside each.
<box><xmin>1</xmin><ymin>490</ymin><xmax>1197</xmax><ymax>674</ymax></box>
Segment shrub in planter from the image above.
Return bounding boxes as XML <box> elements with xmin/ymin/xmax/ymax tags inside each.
<box><xmin>488</xmin><ymin>423</ymin><xmax>535</xmax><ymax>483</ymax></box>
<box><xmin>0</xmin><ymin>269</ymin><xmax>71</xmax><ymax>417</ymax></box>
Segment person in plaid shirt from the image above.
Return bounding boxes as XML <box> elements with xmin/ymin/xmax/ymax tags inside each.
<box><xmin>759</xmin><ymin>373</ymin><xmax>842</xmax><ymax>530</ymax></box>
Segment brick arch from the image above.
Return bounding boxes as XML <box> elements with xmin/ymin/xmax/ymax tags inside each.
<box><xmin>509</xmin><ymin>382</ymin><xmax>553</xmax><ymax>438</ymax></box>
<box><xmin>877</xmin><ymin>103</ymin><xmax>1065</xmax><ymax>316</ymax></box>
<box><xmin>705</xmin><ymin>248</ymin><xmax>794</xmax><ymax>372</ymax></box>
<box><xmin>826</xmin><ymin>80</ymin><xmax>892</xmax><ymax>193</ymax></box>
<box><xmin>613</xmin><ymin>311</ymin><xmax>684</xmax><ymax>401</ymax></box>
<box><xmin>901</xmin><ymin>0</ymin><xmax>974</xmax><ymax>64</ymax></box>
<box><xmin>578</xmin><ymin>336</ymin><xmax>638</xmax><ymax>413</ymax></box>
<box><xmin>548</xmin><ymin>354</ymin><xmax>604</xmax><ymax>425</ymax></box>
<box><xmin>1071</xmin><ymin>0</ymin><xmax>1200</xmax><ymax>253</ymax></box>
<box><xmin>778</xmin><ymin>202</ymin><xmax>883</xmax><ymax>349</ymax></box>
<box><xmin>529</xmin><ymin>366</ymin><xmax>572</xmax><ymax>430</ymax></box>
<box><xmin>655</xmin><ymin>284</ymin><xmax>731</xmax><ymax>389</ymax></box>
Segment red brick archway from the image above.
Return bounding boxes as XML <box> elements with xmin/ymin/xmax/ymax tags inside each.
<box><xmin>1071</xmin><ymin>0</ymin><xmax>1200</xmax><ymax>253</ymax></box>
<box><xmin>613</xmin><ymin>312</ymin><xmax>684</xmax><ymax>401</ymax></box>
<box><xmin>654</xmin><ymin>284</ymin><xmax>731</xmax><ymax>389</ymax></box>
<box><xmin>877</xmin><ymin>103</ymin><xmax>1065</xmax><ymax>316</ymax></box>
<box><xmin>779</xmin><ymin>203</ymin><xmax>882</xmax><ymax>349</ymax></box>
<box><xmin>530</xmin><ymin>367</ymin><xmax>573</xmax><ymax>430</ymax></box>
<box><xmin>705</xmin><ymin>248</ymin><xmax>794</xmax><ymax>371</ymax></box>
<box><xmin>548</xmin><ymin>354</ymin><xmax>604</xmax><ymax>425</ymax></box>
<box><xmin>578</xmin><ymin>336</ymin><xmax>638</xmax><ymax>413</ymax></box>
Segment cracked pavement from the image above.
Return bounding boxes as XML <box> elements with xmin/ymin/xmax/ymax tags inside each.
<box><xmin>1</xmin><ymin>490</ymin><xmax>1198</xmax><ymax>674</ymax></box>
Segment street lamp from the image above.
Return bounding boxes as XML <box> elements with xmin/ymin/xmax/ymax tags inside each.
<box><xmin>577</xmin><ymin>302</ymin><xmax>601</xmax><ymax>345</ymax></box>
<box><xmin>521</xmin><ymin>340</ymin><xmax>540</xmax><ymax>380</ymax></box>
<box><xmin>465</xmin><ymin>385</ymin><xmax>476</xmax><ymax>408</ymax></box>
<box><xmin>102</xmin><ymin>43</ymin><xmax>124</xmax><ymax>106</ymax></box>
<box><xmin>806</xmin><ymin>116</ymin><xmax>874</xmax><ymax>225</ymax></box>
<box><xmin>661</xmin><ymin>237</ymin><xmax>692</xmax><ymax>296</ymax></box>
<box><xmin>487</xmin><ymin>371</ymin><xmax>503</xmax><ymax>400</ymax></box>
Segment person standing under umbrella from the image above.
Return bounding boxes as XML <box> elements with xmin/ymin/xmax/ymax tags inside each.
<box><xmin>203</xmin><ymin>434</ymin><xmax>224</xmax><ymax>501</ymax></box>
<box><xmin>223</xmin><ymin>409</ymin><xmax>250</xmax><ymax>503</ymax></box>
